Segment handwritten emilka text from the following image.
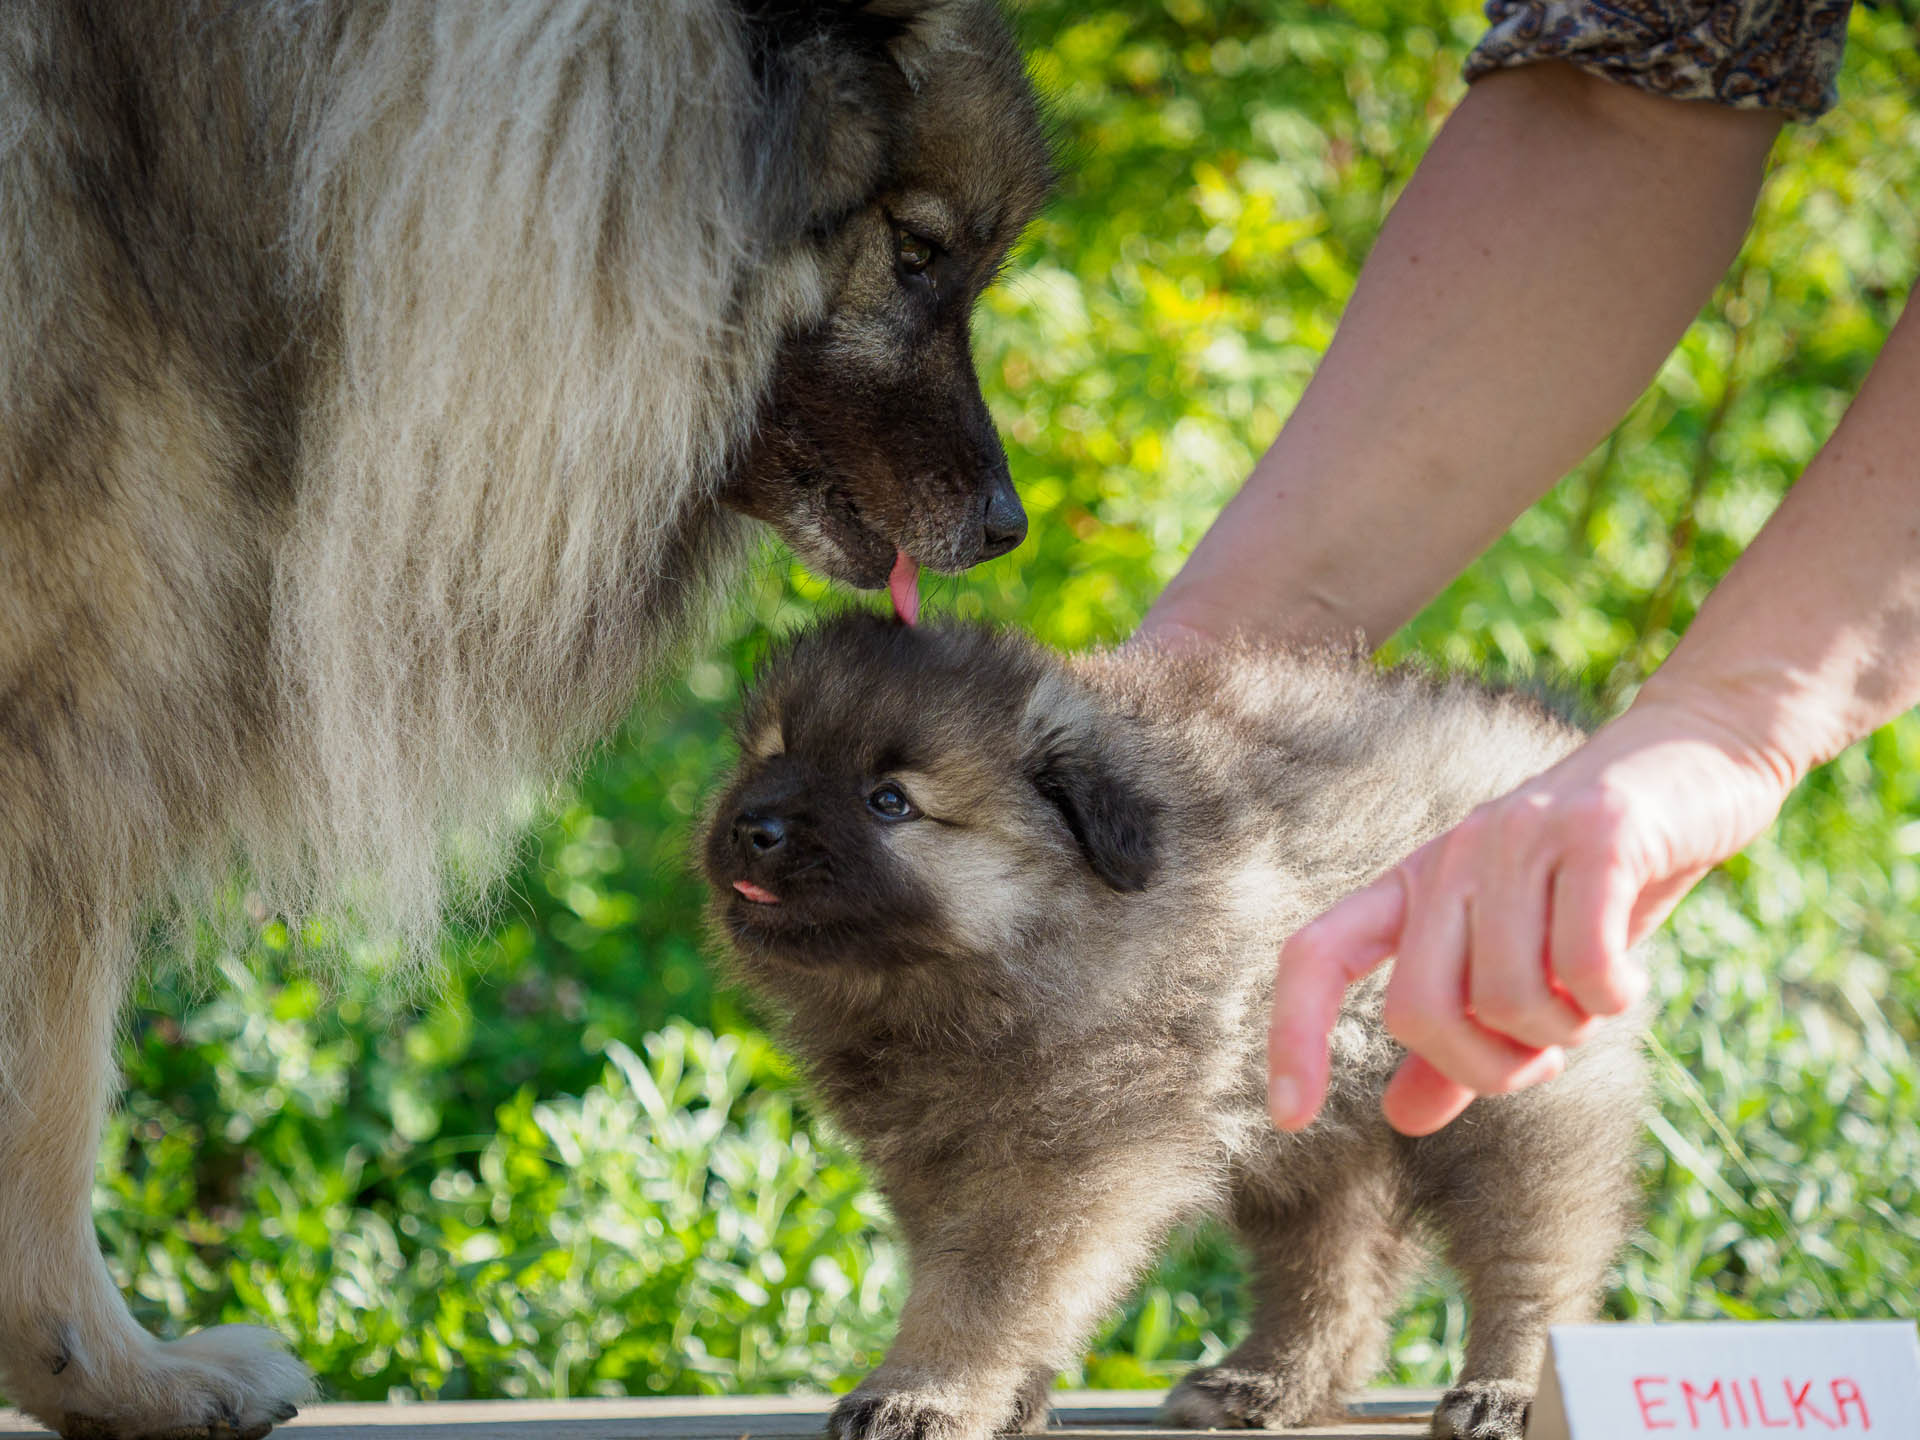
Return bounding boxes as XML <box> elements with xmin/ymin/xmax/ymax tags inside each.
<box><xmin>1631</xmin><ymin>1375</ymin><xmax>1872</xmax><ymax>1431</ymax></box>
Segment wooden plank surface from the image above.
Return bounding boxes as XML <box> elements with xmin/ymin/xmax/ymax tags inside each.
<box><xmin>0</xmin><ymin>1390</ymin><xmax>1442</xmax><ymax>1440</ymax></box>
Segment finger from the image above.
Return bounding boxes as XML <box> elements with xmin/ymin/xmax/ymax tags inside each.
<box><xmin>1383</xmin><ymin>1047</ymin><xmax>1566</xmax><ymax>1137</ymax></box>
<box><xmin>1381</xmin><ymin>1053</ymin><xmax>1476</xmax><ymax>1136</ymax></box>
<box><xmin>1383</xmin><ymin>856</ymin><xmax>1550</xmax><ymax>1098</ymax></box>
<box><xmin>1467</xmin><ymin>832</ymin><xmax>1595</xmax><ymax>1050</ymax></box>
<box><xmin>1269</xmin><ymin>877</ymin><xmax>1406</xmax><ymax>1131</ymax></box>
<box><xmin>1547</xmin><ymin>857</ymin><xmax>1646</xmax><ymax>1016</ymax></box>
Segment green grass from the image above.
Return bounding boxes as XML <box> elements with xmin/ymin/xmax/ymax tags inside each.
<box><xmin>59</xmin><ymin>0</ymin><xmax>1920</xmax><ymax>1405</ymax></box>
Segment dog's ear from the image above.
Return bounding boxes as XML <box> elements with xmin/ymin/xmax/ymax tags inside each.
<box><xmin>1023</xmin><ymin>675</ymin><xmax>1161</xmax><ymax>893</ymax></box>
<box><xmin>743</xmin><ymin>2</ymin><xmax>940</xmax><ymax>236</ymax></box>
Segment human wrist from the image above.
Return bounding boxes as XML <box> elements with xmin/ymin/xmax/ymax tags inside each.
<box><xmin>1143</xmin><ymin>552</ymin><xmax>1378</xmax><ymax>650</ymax></box>
<box><xmin>1135</xmin><ymin>585</ymin><xmax>1232</xmax><ymax>647</ymax></box>
<box><xmin>1626</xmin><ymin>657</ymin><xmax>1846</xmax><ymax>799</ymax></box>
<box><xmin>1131</xmin><ymin>611</ymin><xmax>1221</xmax><ymax>651</ymax></box>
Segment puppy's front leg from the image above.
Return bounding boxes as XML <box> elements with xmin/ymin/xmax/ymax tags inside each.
<box><xmin>831</xmin><ymin>1155</ymin><xmax>1205</xmax><ymax>1440</ymax></box>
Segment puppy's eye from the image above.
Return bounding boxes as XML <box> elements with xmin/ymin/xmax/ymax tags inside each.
<box><xmin>895</xmin><ymin>228</ymin><xmax>935</xmax><ymax>275</ymax></box>
<box><xmin>867</xmin><ymin>781</ymin><xmax>920</xmax><ymax>821</ymax></box>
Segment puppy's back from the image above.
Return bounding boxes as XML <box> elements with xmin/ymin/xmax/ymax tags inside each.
<box><xmin>1075</xmin><ymin>640</ymin><xmax>1583</xmax><ymax>930</ymax></box>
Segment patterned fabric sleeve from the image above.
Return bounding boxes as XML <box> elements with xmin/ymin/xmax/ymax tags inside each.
<box><xmin>1465</xmin><ymin>0</ymin><xmax>1855</xmax><ymax>121</ymax></box>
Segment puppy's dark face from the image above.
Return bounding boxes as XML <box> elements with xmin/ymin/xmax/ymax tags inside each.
<box><xmin>721</xmin><ymin>1</ymin><xmax>1054</xmax><ymax>590</ymax></box>
<box><xmin>702</xmin><ymin>617</ymin><xmax>1160</xmax><ymax>973</ymax></box>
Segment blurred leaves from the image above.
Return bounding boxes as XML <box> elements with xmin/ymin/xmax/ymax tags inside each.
<box><xmin>102</xmin><ymin>1009</ymin><xmax>897</xmax><ymax>1399</ymax></box>
<box><xmin>75</xmin><ymin>0</ymin><xmax>1920</xmax><ymax>1405</ymax></box>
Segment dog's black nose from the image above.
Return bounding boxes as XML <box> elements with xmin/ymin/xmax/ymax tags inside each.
<box><xmin>980</xmin><ymin>477</ymin><xmax>1026</xmax><ymax>559</ymax></box>
<box><xmin>733</xmin><ymin>813</ymin><xmax>787</xmax><ymax>856</ymax></box>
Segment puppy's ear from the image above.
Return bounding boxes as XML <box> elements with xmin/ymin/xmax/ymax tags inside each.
<box><xmin>1023</xmin><ymin>676</ymin><xmax>1160</xmax><ymax>893</ymax></box>
<box><xmin>743</xmin><ymin>2</ymin><xmax>936</xmax><ymax>235</ymax></box>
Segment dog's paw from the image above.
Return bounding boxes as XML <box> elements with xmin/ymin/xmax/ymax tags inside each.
<box><xmin>1430</xmin><ymin>1379</ymin><xmax>1530</xmax><ymax>1440</ymax></box>
<box><xmin>828</xmin><ymin>1388</ymin><xmax>984</xmax><ymax>1440</ymax></box>
<box><xmin>1159</xmin><ymin>1364</ymin><xmax>1323</xmax><ymax>1430</ymax></box>
<box><xmin>1006</xmin><ymin>1374</ymin><xmax>1054</xmax><ymax>1435</ymax></box>
<box><xmin>53</xmin><ymin>1326</ymin><xmax>312</xmax><ymax>1440</ymax></box>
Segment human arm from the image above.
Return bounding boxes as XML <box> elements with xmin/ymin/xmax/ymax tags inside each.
<box><xmin>1269</xmin><ymin>296</ymin><xmax>1920</xmax><ymax>1134</ymax></box>
<box><xmin>1138</xmin><ymin>62</ymin><xmax>1782</xmax><ymax>648</ymax></box>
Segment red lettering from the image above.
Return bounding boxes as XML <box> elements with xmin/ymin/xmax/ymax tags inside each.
<box><xmin>1683</xmin><ymin>1379</ymin><xmax>1730</xmax><ymax>1428</ymax></box>
<box><xmin>1622</xmin><ymin>1367</ymin><xmax>1877</xmax><ymax>1433</ymax></box>
<box><xmin>1787</xmin><ymin>1379</ymin><xmax>1838</xmax><ymax>1430</ymax></box>
<box><xmin>1635</xmin><ymin>1376</ymin><xmax>1676</xmax><ymax>1430</ymax></box>
<box><xmin>1831</xmin><ymin>1378</ymin><xmax>1870</xmax><ymax>1429</ymax></box>
<box><xmin>1751</xmin><ymin>1379</ymin><xmax>1791</xmax><ymax>1428</ymax></box>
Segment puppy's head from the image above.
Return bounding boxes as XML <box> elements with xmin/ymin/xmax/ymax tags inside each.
<box><xmin>722</xmin><ymin>0</ymin><xmax>1055</xmax><ymax>589</ymax></box>
<box><xmin>703</xmin><ymin>616</ymin><xmax>1161</xmax><ymax>977</ymax></box>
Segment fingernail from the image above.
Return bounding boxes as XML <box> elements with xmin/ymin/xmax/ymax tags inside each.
<box><xmin>1521</xmin><ymin>1047</ymin><xmax>1565</xmax><ymax>1086</ymax></box>
<box><xmin>1269</xmin><ymin>1073</ymin><xmax>1300</xmax><ymax>1126</ymax></box>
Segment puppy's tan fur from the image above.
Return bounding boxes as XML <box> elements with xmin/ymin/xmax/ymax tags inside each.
<box><xmin>704</xmin><ymin>617</ymin><xmax>1646</xmax><ymax>1440</ymax></box>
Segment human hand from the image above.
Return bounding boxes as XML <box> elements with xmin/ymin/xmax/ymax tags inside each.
<box><xmin>1266</xmin><ymin>690</ymin><xmax>1799</xmax><ymax>1136</ymax></box>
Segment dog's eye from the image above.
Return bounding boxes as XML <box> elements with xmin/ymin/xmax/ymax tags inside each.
<box><xmin>895</xmin><ymin>228</ymin><xmax>935</xmax><ymax>275</ymax></box>
<box><xmin>867</xmin><ymin>781</ymin><xmax>920</xmax><ymax>821</ymax></box>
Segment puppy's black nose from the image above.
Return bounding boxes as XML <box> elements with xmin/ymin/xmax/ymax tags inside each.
<box><xmin>980</xmin><ymin>477</ymin><xmax>1026</xmax><ymax>559</ymax></box>
<box><xmin>733</xmin><ymin>813</ymin><xmax>787</xmax><ymax>856</ymax></box>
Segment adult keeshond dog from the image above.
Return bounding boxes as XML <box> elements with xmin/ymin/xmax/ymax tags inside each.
<box><xmin>0</xmin><ymin>4</ymin><xmax>1050</xmax><ymax>1436</ymax></box>
<box><xmin>703</xmin><ymin>616</ymin><xmax>1647</xmax><ymax>1440</ymax></box>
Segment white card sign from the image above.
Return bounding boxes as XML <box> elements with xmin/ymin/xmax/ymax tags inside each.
<box><xmin>1526</xmin><ymin>1322</ymin><xmax>1920</xmax><ymax>1438</ymax></box>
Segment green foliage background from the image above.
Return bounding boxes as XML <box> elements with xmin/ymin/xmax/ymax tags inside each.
<box><xmin>66</xmin><ymin>0</ymin><xmax>1920</xmax><ymax>1407</ymax></box>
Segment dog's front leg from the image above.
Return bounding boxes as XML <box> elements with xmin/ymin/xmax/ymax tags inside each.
<box><xmin>0</xmin><ymin>926</ymin><xmax>311</xmax><ymax>1440</ymax></box>
<box><xmin>828</xmin><ymin>1151</ymin><xmax>1208</xmax><ymax>1440</ymax></box>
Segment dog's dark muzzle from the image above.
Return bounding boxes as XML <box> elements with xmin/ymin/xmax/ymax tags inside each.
<box><xmin>721</xmin><ymin>805</ymin><xmax>823</xmax><ymax>901</ymax></box>
<box><xmin>733</xmin><ymin>812</ymin><xmax>788</xmax><ymax>860</ymax></box>
<box><xmin>979</xmin><ymin>471</ymin><xmax>1026</xmax><ymax>560</ymax></box>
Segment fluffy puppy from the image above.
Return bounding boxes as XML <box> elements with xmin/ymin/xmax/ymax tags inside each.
<box><xmin>702</xmin><ymin>615</ymin><xmax>1646</xmax><ymax>1440</ymax></box>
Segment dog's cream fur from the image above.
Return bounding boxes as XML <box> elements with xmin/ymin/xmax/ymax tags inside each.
<box><xmin>0</xmin><ymin>3</ymin><xmax>1049</xmax><ymax>1435</ymax></box>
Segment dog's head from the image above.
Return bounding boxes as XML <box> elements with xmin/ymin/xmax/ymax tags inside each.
<box><xmin>702</xmin><ymin>615</ymin><xmax>1162</xmax><ymax>975</ymax></box>
<box><xmin>723</xmin><ymin>0</ymin><xmax>1055</xmax><ymax>591</ymax></box>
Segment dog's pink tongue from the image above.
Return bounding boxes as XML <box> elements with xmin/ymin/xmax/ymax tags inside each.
<box><xmin>733</xmin><ymin>880</ymin><xmax>780</xmax><ymax>905</ymax></box>
<box><xmin>888</xmin><ymin>551</ymin><xmax>919</xmax><ymax>627</ymax></box>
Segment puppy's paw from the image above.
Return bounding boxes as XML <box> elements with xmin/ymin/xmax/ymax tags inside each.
<box><xmin>51</xmin><ymin>1326</ymin><xmax>312</xmax><ymax>1440</ymax></box>
<box><xmin>828</xmin><ymin>1389</ymin><xmax>973</xmax><ymax>1440</ymax></box>
<box><xmin>1159</xmin><ymin>1364</ymin><xmax>1324</xmax><ymax>1430</ymax></box>
<box><xmin>1007</xmin><ymin>1374</ymin><xmax>1055</xmax><ymax>1435</ymax></box>
<box><xmin>1430</xmin><ymin>1379</ymin><xmax>1530</xmax><ymax>1440</ymax></box>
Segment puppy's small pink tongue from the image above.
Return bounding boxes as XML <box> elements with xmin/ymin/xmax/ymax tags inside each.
<box><xmin>888</xmin><ymin>551</ymin><xmax>919</xmax><ymax>627</ymax></box>
<box><xmin>733</xmin><ymin>880</ymin><xmax>781</xmax><ymax>905</ymax></box>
